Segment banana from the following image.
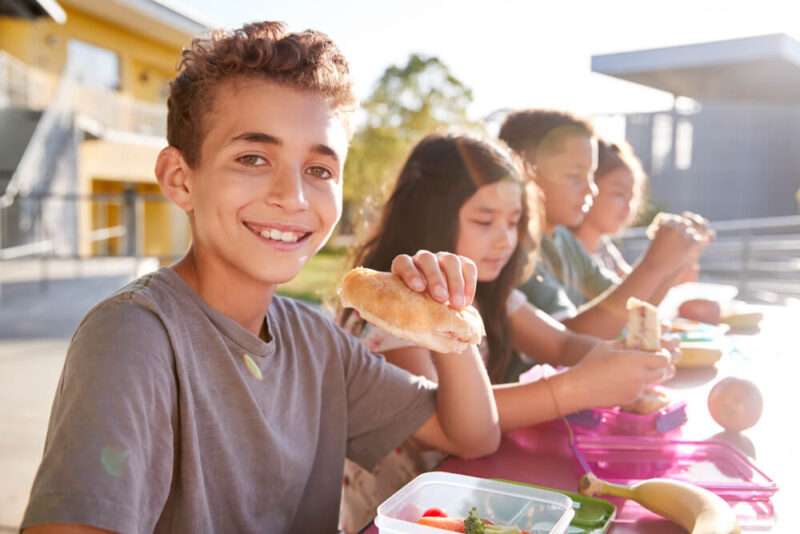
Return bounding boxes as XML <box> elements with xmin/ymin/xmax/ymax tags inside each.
<box><xmin>579</xmin><ymin>473</ymin><xmax>739</xmax><ymax>534</ymax></box>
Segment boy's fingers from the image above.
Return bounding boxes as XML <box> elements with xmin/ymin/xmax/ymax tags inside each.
<box><xmin>461</xmin><ymin>258</ymin><xmax>478</xmax><ymax>307</ymax></box>
<box><xmin>391</xmin><ymin>254</ymin><xmax>426</xmax><ymax>292</ymax></box>
<box><xmin>412</xmin><ymin>250</ymin><xmax>449</xmax><ymax>303</ymax></box>
<box><xmin>436</xmin><ymin>252</ymin><xmax>466</xmax><ymax>309</ymax></box>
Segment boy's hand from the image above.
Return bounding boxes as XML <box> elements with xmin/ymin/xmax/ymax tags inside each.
<box><xmin>391</xmin><ymin>251</ymin><xmax>477</xmax><ymax>310</ymax></box>
<box><xmin>642</xmin><ymin>213</ymin><xmax>707</xmax><ymax>276</ymax></box>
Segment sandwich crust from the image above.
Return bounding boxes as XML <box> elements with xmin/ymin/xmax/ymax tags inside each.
<box><xmin>340</xmin><ymin>267</ymin><xmax>485</xmax><ymax>354</ymax></box>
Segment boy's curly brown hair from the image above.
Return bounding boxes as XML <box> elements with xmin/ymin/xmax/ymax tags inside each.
<box><xmin>167</xmin><ymin>21</ymin><xmax>357</xmax><ymax>167</ymax></box>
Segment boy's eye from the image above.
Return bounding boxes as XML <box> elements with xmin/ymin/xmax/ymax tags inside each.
<box><xmin>307</xmin><ymin>166</ymin><xmax>333</xmax><ymax>180</ymax></box>
<box><xmin>238</xmin><ymin>155</ymin><xmax>266</xmax><ymax>166</ymax></box>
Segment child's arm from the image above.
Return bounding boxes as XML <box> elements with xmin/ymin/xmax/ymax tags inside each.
<box><xmin>492</xmin><ymin>341</ymin><xmax>673</xmax><ymax>430</ymax></box>
<box><xmin>507</xmin><ymin>301</ymin><xmax>599</xmax><ymax>366</ymax></box>
<box><xmin>391</xmin><ymin>251</ymin><xmax>500</xmax><ymax>459</ymax></box>
<box><xmin>383</xmin><ymin>340</ymin><xmax>673</xmax><ymax>434</ymax></box>
<box><xmin>563</xmin><ymin>216</ymin><xmax>708</xmax><ymax>338</ymax></box>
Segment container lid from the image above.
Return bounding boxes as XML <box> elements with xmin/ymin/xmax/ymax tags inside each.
<box><xmin>573</xmin><ymin>436</ymin><xmax>777</xmax><ymax>499</ymax></box>
<box><xmin>375</xmin><ymin>471</ymin><xmax>575</xmax><ymax>534</ymax></box>
<box><xmin>495</xmin><ymin>479</ymin><xmax>616</xmax><ymax>534</ymax></box>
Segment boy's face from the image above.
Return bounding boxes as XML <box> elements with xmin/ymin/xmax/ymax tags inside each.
<box><xmin>185</xmin><ymin>77</ymin><xmax>348</xmax><ymax>286</ymax></box>
<box><xmin>532</xmin><ymin>134</ymin><xmax>597</xmax><ymax>232</ymax></box>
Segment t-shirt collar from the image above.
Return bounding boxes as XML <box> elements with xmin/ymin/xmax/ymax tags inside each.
<box><xmin>159</xmin><ymin>267</ymin><xmax>275</xmax><ymax>358</ymax></box>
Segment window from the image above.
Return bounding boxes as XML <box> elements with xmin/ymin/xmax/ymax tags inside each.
<box><xmin>66</xmin><ymin>40</ymin><xmax>120</xmax><ymax>91</ymax></box>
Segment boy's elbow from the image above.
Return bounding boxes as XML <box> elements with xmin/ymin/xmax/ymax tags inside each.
<box><xmin>452</xmin><ymin>427</ymin><xmax>501</xmax><ymax>459</ymax></box>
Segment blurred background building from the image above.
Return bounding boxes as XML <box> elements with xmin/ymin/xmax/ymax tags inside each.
<box><xmin>0</xmin><ymin>0</ymin><xmax>209</xmax><ymax>261</ymax></box>
<box><xmin>592</xmin><ymin>33</ymin><xmax>800</xmax><ymax>221</ymax></box>
<box><xmin>592</xmin><ymin>34</ymin><xmax>800</xmax><ymax>302</ymax></box>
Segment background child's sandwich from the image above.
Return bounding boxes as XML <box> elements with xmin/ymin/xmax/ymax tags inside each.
<box><xmin>625</xmin><ymin>297</ymin><xmax>661</xmax><ymax>351</ymax></box>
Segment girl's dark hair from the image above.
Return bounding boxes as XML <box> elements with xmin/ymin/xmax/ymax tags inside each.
<box><xmin>341</xmin><ymin>131</ymin><xmax>541</xmax><ymax>382</ymax></box>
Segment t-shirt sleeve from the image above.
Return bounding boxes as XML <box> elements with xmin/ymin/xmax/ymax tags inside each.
<box><xmin>568</xmin><ymin>231</ymin><xmax>621</xmax><ymax>301</ymax></box>
<box><xmin>339</xmin><ymin>331</ymin><xmax>437</xmax><ymax>471</ymax></box>
<box><xmin>22</xmin><ymin>299</ymin><xmax>177</xmax><ymax>533</ymax></box>
<box><xmin>518</xmin><ymin>266</ymin><xmax>577</xmax><ymax>321</ymax></box>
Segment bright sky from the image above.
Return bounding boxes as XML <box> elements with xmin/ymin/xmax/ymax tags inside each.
<box><xmin>182</xmin><ymin>0</ymin><xmax>800</xmax><ymax>122</ymax></box>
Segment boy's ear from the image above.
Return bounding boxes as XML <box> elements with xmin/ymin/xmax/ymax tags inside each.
<box><xmin>155</xmin><ymin>146</ymin><xmax>193</xmax><ymax>212</ymax></box>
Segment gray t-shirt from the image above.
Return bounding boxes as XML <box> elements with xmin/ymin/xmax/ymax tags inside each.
<box><xmin>22</xmin><ymin>267</ymin><xmax>437</xmax><ymax>534</ymax></box>
<box><xmin>519</xmin><ymin>225</ymin><xmax>621</xmax><ymax>320</ymax></box>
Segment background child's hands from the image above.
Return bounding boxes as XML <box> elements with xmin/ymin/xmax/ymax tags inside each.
<box><xmin>391</xmin><ymin>250</ymin><xmax>477</xmax><ymax>310</ymax></box>
<box><xmin>571</xmin><ymin>340</ymin><xmax>675</xmax><ymax>408</ymax></box>
<box><xmin>643</xmin><ymin>212</ymin><xmax>709</xmax><ymax>277</ymax></box>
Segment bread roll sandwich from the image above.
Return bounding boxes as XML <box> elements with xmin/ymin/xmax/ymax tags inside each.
<box><xmin>625</xmin><ymin>297</ymin><xmax>661</xmax><ymax>351</ymax></box>
<box><xmin>623</xmin><ymin>297</ymin><xmax>670</xmax><ymax>414</ymax></box>
<box><xmin>340</xmin><ymin>267</ymin><xmax>484</xmax><ymax>354</ymax></box>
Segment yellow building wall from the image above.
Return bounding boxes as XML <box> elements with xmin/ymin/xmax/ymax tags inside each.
<box><xmin>1</xmin><ymin>4</ymin><xmax>198</xmax><ymax>259</ymax></box>
<box><xmin>0</xmin><ymin>5</ymin><xmax>180</xmax><ymax>103</ymax></box>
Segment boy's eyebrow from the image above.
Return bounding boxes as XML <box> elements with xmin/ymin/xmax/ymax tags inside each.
<box><xmin>229</xmin><ymin>131</ymin><xmax>341</xmax><ymax>162</ymax></box>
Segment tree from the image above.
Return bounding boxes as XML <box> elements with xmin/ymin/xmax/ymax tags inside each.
<box><xmin>342</xmin><ymin>54</ymin><xmax>479</xmax><ymax>224</ymax></box>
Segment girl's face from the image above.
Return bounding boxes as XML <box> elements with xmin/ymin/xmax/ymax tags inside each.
<box><xmin>533</xmin><ymin>134</ymin><xmax>597</xmax><ymax>232</ymax></box>
<box><xmin>456</xmin><ymin>181</ymin><xmax>522</xmax><ymax>282</ymax></box>
<box><xmin>582</xmin><ymin>166</ymin><xmax>635</xmax><ymax>235</ymax></box>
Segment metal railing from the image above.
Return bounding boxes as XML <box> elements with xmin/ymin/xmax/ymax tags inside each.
<box><xmin>616</xmin><ymin>215</ymin><xmax>800</xmax><ymax>303</ymax></box>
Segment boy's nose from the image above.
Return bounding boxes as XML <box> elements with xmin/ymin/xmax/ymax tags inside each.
<box><xmin>266</xmin><ymin>168</ymin><xmax>309</xmax><ymax>211</ymax></box>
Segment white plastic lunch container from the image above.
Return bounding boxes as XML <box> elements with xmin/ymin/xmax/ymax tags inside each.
<box><xmin>374</xmin><ymin>471</ymin><xmax>574</xmax><ymax>534</ymax></box>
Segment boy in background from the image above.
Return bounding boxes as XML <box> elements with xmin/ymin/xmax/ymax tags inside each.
<box><xmin>21</xmin><ymin>22</ymin><xmax>499</xmax><ymax>534</ymax></box>
<box><xmin>499</xmin><ymin>109</ymin><xmax>712</xmax><ymax>339</ymax></box>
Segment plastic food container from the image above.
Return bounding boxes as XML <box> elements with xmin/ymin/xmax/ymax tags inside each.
<box><xmin>374</xmin><ymin>471</ymin><xmax>575</xmax><ymax>534</ymax></box>
<box><xmin>565</xmin><ymin>400</ymin><xmax>688</xmax><ymax>436</ymax></box>
<box><xmin>572</xmin><ymin>436</ymin><xmax>777</xmax><ymax>500</ymax></box>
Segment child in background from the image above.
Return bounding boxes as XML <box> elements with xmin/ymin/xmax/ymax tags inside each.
<box><xmin>498</xmin><ymin>109</ymin><xmax>712</xmax><ymax>339</ymax></box>
<box><xmin>337</xmin><ymin>132</ymin><xmax>676</xmax><ymax>532</ymax></box>
<box><xmin>572</xmin><ymin>139</ymin><xmax>646</xmax><ymax>277</ymax></box>
<box><xmin>20</xmin><ymin>22</ymin><xmax>501</xmax><ymax>534</ymax></box>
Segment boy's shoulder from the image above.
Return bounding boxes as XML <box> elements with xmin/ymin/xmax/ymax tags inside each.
<box><xmin>73</xmin><ymin>268</ymin><xmax>185</xmax><ymax>343</ymax></box>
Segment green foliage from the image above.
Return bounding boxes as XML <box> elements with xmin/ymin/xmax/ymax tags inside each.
<box><xmin>276</xmin><ymin>246</ymin><xmax>348</xmax><ymax>304</ymax></box>
<box><xmin>343</xmin><ymin>54</ymin><xmax>479</xmax><ymax>209</ymax></box>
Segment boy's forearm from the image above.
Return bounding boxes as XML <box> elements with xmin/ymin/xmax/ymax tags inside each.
<box><xmin>430</xmin><ymin>345</ymin><xmax>500</xmax><ymax>458</ymax></box>
<box><xmin>564</xmin><ymin>261</ymin><xmax>668</xmax><ymax>338</ymax></box>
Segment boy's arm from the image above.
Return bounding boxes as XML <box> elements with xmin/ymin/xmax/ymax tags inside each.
<box><xmin>410</xmin><ymin>345</ymin><xmax>500</xmax><ymax>459</ymax></box>
<box><xmin>563</xmin><ymin>216</ymin><xmax>707</xmax><ymax>338</ymax></box>
<box><xmin>21</xmin><ymin>302</ymin><xmax>176</xmax><ymax>533</ymax></box>
<box><xmin>508</xmin><ymin>301</ymin><xmax>599</xmax><ymax>366</ymax></box>
<box><xmin>391</xmin><ymin>251</ymin><xmax>500</xmax><ymax>459</ymax></box>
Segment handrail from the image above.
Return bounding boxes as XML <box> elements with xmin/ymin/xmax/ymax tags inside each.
<box><xmin>0</xmin><ymin>240</ymin><xmax>54</xmax><ymax>260</ymax></box>
<box><xmin>620</xmin><ymin>214</ymin><xmax>800</xmax><ymax>238</ymax></box>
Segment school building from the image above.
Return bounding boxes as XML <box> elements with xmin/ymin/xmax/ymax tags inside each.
<box><xmin>592</xmin><ymin>33</ymin><xmax>800</xmax><ymax>221</ymax></box>
<box><xmin>0</xmin><ymin>0</ymin><xmax>210</xmax><ymax>259</ymax></box>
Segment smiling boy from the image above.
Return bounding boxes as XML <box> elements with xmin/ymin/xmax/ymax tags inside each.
<box><xmin>21</xmin><ymin>22</ymin><xmax>499</xmax><ymax>534</ymax></box>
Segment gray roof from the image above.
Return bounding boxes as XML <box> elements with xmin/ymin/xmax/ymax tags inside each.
<box><xmin>0</xmin><ymin>0</ymin><xmax>66</xmax><ymax>22</ymax></box>
<box><xmin>591</xmin><ymin>33</ymin><xmax>800</xmax><ymax>103</ymax></box>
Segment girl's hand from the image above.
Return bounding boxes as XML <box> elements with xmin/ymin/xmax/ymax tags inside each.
<box><xmin>391</xmin><ymin>250</ymin><xmax>477</xmax><ymax>310</ymax></box>
<box><xmin>571</xmin><ymin>340</ymin><xmax>675</xmax><ymax>408</ymax></box>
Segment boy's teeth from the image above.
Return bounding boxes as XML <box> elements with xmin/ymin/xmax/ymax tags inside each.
<box><xmin>259</xmin><ymin>228</ymin><xmax>302</xmax><ymax>242</ymax></box>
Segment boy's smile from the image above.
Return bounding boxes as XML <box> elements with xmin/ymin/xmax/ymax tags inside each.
<box><xmin>183</xmin><ymin>77</ymin><xmax>348</xmax><ymax>288</ymax></box>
